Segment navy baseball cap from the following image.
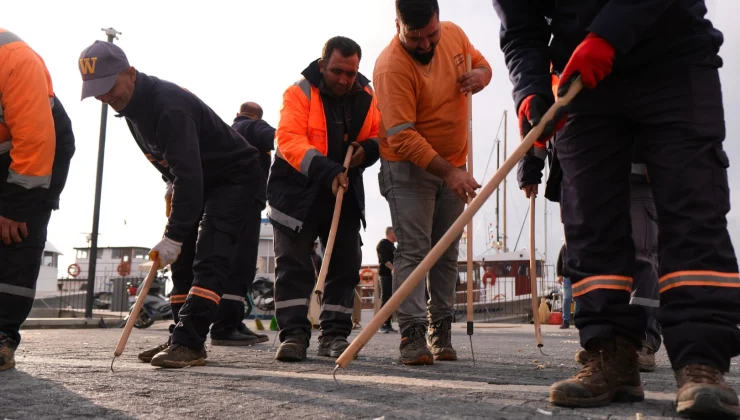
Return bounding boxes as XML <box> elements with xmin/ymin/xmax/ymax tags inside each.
<box><xmin>78</xmin><ymin>40</ymin><xmax>130</xmax><ymax>100</ymax></box>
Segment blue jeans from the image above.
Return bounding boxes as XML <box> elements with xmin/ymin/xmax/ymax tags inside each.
<box><xmin>562</xmin><ymin>277</ymin><xmax>579</xmax><ymax>324</ymax></box>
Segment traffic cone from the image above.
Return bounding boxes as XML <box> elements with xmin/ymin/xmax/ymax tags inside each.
<box><xmin>269</xmin><ymin>315</ymin><xmax>278</xmax><ymax>331</ymax></box>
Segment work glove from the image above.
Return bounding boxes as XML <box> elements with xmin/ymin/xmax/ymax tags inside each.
<box><xmin>517</xmin><ymin>94</ymin><xmax>558</xmax><ymax>194</ymax></box>
<box><xmin>165</xmin><ymin>182</ymin><xmax>173</xmax><ymax>217</ymax></box>
<box><xmin>558</xmin><ymin>33</ymin><xmax>615</xmax><ymax>96</ymax></box>
<box><xmin>148</xmin><ymin>236</ymin><xmax>182</xmax><ymax>268</ymax></box>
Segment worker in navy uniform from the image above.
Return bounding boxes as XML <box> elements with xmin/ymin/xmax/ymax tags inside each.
<box><xmin>79</xmin><ymin>40</ymin><xmax>265</xmax><ymax>368</ymax></box>
<box><xmin>493</xmin><ymin>1</ymin><xmax>740</xmax><ymax>416</ymax></box>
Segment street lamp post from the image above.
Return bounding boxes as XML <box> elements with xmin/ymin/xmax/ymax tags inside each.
<box><xmin>84</xmin><ymin>27</ymin><xmax>122</xmax><ymax>319</ymax></box>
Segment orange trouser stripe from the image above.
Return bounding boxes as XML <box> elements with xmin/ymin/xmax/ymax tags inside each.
<box><xmin>169</xmin><ymin>294</ymin><xmax>187</xmax><ymax>304</ymax></box>
<box><xmin>572</xmin><ymin>275</ymin><xmax>633</xmax><ymax>297</ymax></box>
<box><xmin>659</xmin><ymin>270</ymin><xmax>740</xmax><ymax>294</ymax></box>
<box><xmin>188</xmin><ymin>286</ymin><xmax>220</xmax><ymax>304</ymax></box>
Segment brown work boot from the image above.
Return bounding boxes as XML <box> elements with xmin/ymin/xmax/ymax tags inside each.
<box><xmin>675</xmin><ymin>364</ymin><xmax>740</xmax><ymax>418</ymax></box>
<box><xmin>150</xmin><ymin>343</ymin><xmax>207</xmax><ymax>368</ymax></box>
<box><xmin>637</xmin><ymin>347</ymin><xmax>656</xmax><ymax>372</ymax></box>
<box><xmin>550</xmin><ymin>336</ymin><xmax>644</xmax><ymax>407</ymax></box>
<box><xmin>0</xmin><ymin>336</ymin><xmax>17</xmax><ymax>371</ymax></box>
<box><xmin>577</xmin><ymin>346</ymin><xmax>656</xmax><ymax>372</ymax></box>
<box><xmin>400</xmin><ymin>324</ymin><xmax>434</xmax><ymax>365</ymax></box>
<box><xmin>428</xmin><ymin>317</ymin><xmax>457</xmax><ymax>361</ymax></box>
<box><xmin>275</xmin><ymin>335</ymin><xmax>309</xmax><ymax>362</ymax></box>
<box><xmin>138</xmin><ymin>336</ymin><xmax>171</xmax><ymax>363</ymax></box>
<box><xmin>575</xmin><ymin>349</ymin><xmax>588</xmax><ymax>365</ymax></box>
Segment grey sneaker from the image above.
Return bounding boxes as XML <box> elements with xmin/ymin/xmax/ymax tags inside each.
<box><xmin>150</xmin><ymin>343</ymin><xmax>207</xmax><ymax>369</ymax></box>
<box><xmin>317</xmin><ymin>336</ymin><xmax>352</xmax><ymax>358</ymax></box>
<box><xmin>400</xmin><ymin>324</ymin><xmax>433</xmax><ymax>365</ymax></box>
<box><xmin>428</xmin><ymin>317</ymin><xmax>457</xmax><ymax>361</ymax></box>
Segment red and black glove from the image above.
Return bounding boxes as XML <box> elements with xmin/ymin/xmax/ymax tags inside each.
<box><xmin>517</xmin><ymin>94</ymin><xmax>560</xmax><ymax>189</ymax></box>
<box><xmin>558</xmin><ymin>33</ymin><xmax>615</xmax><ymax>96</ymax></box>
<box><xmin>518</xmin><ymin>93</ymin><xmax>567</xmax><ymax>145</ymax></box>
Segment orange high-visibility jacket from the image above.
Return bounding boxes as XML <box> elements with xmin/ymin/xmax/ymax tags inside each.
<box><xmin>268</xmin><ymin>60</ymin><xmax>380</xmax><ymax>235</ymax></box>
<box><xmin>0</xmin><ymin>29</ymin><xmax>56</xmax><ymax>221</ymax></box>
<box><xmin>276</xmin><ymin>81</ymin><xmax>379</xmax><ymax>176</ymax></box>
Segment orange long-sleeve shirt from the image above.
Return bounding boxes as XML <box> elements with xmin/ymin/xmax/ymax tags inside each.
<box><xmin>0</xmin><ymin>29</ymin><xmax>56</xmax><ymax>220</ymax></box>
<box><xmin>374</xmin><ymin>21</ymin><xmax>491</xmax><ymax>169</ymax></box>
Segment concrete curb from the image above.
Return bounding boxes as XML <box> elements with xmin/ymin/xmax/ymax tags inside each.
<box><xmin>22</xmin><ymin>318</ymin><xmax>106</xmax><ymax>329</ymax></box>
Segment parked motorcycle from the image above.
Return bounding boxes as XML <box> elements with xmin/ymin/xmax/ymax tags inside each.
<box><xmin>246</xmin><ymin>275</ymin><xmax>274</xmax><ymax>319</ymax></box>
<box><xmin>119</xmin><ymin>270</ymin><xmax>173</xmax><ymax>329</ymax></box>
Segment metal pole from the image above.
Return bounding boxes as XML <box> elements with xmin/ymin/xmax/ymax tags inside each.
<box><xmin>544</xmin><ymin>164</ymin><xmax>548</xmax><ymax>271</ymax></box>
<box><xmin>502</xmin><ymin>110</ymin><xmax>507</xmax><ymax>252</ymax></box>
<box><xmin>85</xmin><ymin>27</ymin><xmax>121</xmax><ymax>318</ymax></box>
<box><xmin>495</xmin><ymin>137</ymin><xmax>500</xmax><ymax>246</ymax></box>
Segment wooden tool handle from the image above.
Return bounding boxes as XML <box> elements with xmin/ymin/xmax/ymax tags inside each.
<box><xmin>114</xmin><ymin>259</ymin><xmax>160</xmax><ymax>357</ymax></box>
<box><xmin>465</xmin><ymin>53</ymin><xmax>474</xmax><ymax>327</ymax></box>
<box><xmin>314</xmin><ymin>145</ymin><xmax>355</xmax><ymax>295</ymax></box>
<box><xmin>335</xmin><ymin>77</ymin><xmax>583</xmax><ymax>369</ymax></box>
<box><xmin>529</xmin><ymin>195</ymin><xmax>543</xmax><ymax>347</ymax></box>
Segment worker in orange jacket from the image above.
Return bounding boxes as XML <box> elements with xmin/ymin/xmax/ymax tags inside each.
<box><xmin>269</xmin><ymin>36</ymin><xmax>380</xmax><ymax>362</ymax></box>
<box><xmin>0</xmin><ymin>29</ymin><xmax>75</xmax><ymax>371</ymax></box>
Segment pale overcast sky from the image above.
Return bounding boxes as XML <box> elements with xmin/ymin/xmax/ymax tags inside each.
<box><xmin>4</xmin><ymin>0</ymin><xmax>739</xmax><ymax>273</ymax></box>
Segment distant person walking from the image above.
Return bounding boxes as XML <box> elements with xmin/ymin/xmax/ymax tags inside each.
<box><xmin>376</xmin><ymin>227</ymin><xmax>398</xmax><ymax>333</ymax></box>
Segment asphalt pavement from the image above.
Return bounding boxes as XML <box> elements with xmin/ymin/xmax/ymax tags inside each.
<box><xmin>2</xmin><ymin>318</ymin><xmax>739</xmax><ymax>419</ymax></box>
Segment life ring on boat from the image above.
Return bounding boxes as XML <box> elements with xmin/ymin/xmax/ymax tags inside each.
<box><xmin>482</xmin><ymin>270</ymin><xmax>496</xmax><ymax>287</ymax></box>
<box><xmin>67</xmin><ymin>263</ymin><xmax>81</xmax><ymax>278</ymax></box>
<box><xmin>359</xmin><ymin>268</ymin><xmax>375</xmax><ymax>284</ymax></box>
<box><xmin>117</xmin><ymin>262</ymin><xmax>131</xmax><ymax>276</ymax></box>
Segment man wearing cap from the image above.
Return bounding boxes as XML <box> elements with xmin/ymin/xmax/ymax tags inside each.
<box><xmin>78</xmin><ymin>40</ymin><xmax>265</xmax><ymax>368</ymax></box>
<box><xmin>0</xmin><ymin>29</ymin><xmax>75</xmax><ymax>371</ymax></box>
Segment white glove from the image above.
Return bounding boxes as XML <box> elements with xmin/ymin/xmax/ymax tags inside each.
<box><xmin>165</xmin><ymin>182</ymin><xmax>173</xmax><ymax>217</ymax></box>
<box><xmin>149</xmin><ymin>236</ymin><xmax>182</xmax><ymax>267</ymax></box>
<box><xmin>165</xmin><ymin>181</ymin><xmax>173</xmax><ymax>200</ymax></box>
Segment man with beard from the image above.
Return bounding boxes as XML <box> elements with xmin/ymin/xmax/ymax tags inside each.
<box><xmin>373</xmin><ymin>0</ymin><xmax>491</xmax><ymax>365</ymax></box>
<box><xmin>269</xmin><ymin>36</ymin><xmax>380</xmax><ymax>362</ymax></box>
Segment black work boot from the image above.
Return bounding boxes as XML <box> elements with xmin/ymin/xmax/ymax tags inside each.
<box><xmin>399</xmin><ymin>324</ymin><xmax>433</xmax><ymax>366</ymax></box>
<box><xmin>150</xmin><ymin>343</ymin><xmax>207</xmax><ymax>368</ymax></box>
<box><xmin>275</xmin><ymin>335</ymin><xmax>309</xmax><ymax>362</ymax></box>
<box><xmin>317</xmin><ymin>336</ymin><xmax>353</xmax><ymax>358</ymax></box>
<box><xmin>237</xmin><ymin>323</ymin><xmax>269</xmax><ymax>343</ymax></box>
<box><xmin>211</xmin><ymin>328</ymin><xmax>263</xmax><ymax>347</ymax></box>
<box><xmin>550</xmin><ymin>336</ymin><xmax>644</xmax><ymax>407</ymax></box>
<box><xmin>675</xmin><ymin>364</ymin><xmax>740</xmax><ymax>418</ymax></box>
<box><xmin>428</xmin><ymin>317</ymin><xmax>457</xmax><ymax>361</ymax></box>
<box><xmin>0</xmin><ymin>336</ymin><xmax>17</xmax><ymax>371</ymax></box>
<box><xmin>138</xmin><ymin>336</ymin><xmax>171</xmax><ymax>363</ymax></box>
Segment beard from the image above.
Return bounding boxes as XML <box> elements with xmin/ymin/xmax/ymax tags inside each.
<box><xmin>407</xmin><ymin>42</ymin><xmax>436</xmax><ymax>65</ymax></box>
